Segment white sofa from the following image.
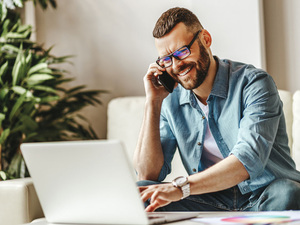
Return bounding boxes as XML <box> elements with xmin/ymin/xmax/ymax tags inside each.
<box><xmin>0</xmin><ymin>90</ymin><xmax>299</xmax><ymax>225</ymax></box>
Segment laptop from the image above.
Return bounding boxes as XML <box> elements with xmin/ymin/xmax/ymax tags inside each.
<box><xmin>21</xmin><ymin>140</ymin><xmax>199</xmax><ymax>225</ymax></box>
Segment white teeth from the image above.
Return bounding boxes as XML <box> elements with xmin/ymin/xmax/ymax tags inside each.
<box><xmin>179</xmin><ymin>67</ymin><xmax>192</xmax><ymax>76</ymax></box>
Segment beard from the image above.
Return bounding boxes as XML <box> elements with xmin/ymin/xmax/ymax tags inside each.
<box><xmin>171</xmin><ymin>41</ymin><xmax>211</xmax><ymax>90</ymax></box>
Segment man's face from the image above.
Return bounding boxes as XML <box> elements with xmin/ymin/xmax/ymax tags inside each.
<box><xmin>155</xmin><ymin>23</ymin><xmax>210</xmax><ymax>90</ymax></box>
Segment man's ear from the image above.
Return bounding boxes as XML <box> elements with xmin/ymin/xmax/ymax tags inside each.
<box><xmin>200</xmin><ymin>29</ymin><xmax>212</xmax><ymax>48</ymax></box>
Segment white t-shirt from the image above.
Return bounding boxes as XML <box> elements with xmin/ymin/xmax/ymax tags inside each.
<box><xmin>195</xmin><ymin>97</ymin><xmax>224</xmax><ymax>168</ymax></box>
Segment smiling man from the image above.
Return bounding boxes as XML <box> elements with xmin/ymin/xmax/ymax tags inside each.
<box><xmin>133</xmin><ymin>7</ymin><xmax>300</xmax><ymax>212</ymax></box>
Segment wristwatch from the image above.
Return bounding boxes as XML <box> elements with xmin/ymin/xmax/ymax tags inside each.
<box><xmin>172</xmin><ymin>176</ymin><xmax>190</xmax><ymax>199</ymax></box>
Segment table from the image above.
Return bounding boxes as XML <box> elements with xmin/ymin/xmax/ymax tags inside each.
<box><xmin>23</xmin><ymin>211</ymin><xmax>300</xmax><ymax>225</ymax></box>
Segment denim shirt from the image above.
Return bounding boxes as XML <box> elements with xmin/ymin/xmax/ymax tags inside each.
<box><xmin>158</xmin><ymin>57</ymin><xmax>300</xmax><ymax>194</ymax></box>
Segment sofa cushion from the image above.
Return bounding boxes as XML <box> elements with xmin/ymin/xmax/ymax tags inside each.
<box><xmin>107</xmin><ymin>96</ymin><xmax>186</xmax><ymax>181</ymax></box>
<box><xmin>293</xmin><ymin>91</ymin><xmax>300</xmax><ymax>170</ymax></box>
<box><xmin>107</xmin><ymin>96</ymin><xmax>145</xmax><ymax>161</ymax></box>
<box><xmin>278</xmin><ymin>90</ymin><xmax>293</xmax><ymax>151</ymax></box>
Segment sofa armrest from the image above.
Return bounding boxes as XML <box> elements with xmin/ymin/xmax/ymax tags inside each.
<box><xmin>0</xmin><ymin>178</ymin><xmax>43</xmax><ymax>225</ymax></box>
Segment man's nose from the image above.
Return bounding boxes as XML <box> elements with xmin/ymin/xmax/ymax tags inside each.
<box><xmin>172</xmin><ymin>57</ymin><xmax>184</xmax><ymax>71</ymax></box>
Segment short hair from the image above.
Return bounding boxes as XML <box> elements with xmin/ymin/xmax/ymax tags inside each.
<box><xmin>153</xmin><ymin>7</ymin><xmax>203</xmax><ymax>38</ymax></box>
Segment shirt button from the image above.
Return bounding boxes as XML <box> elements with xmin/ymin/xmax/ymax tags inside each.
<box><xmin>192</xmin><ymin>168</ymin><xmax>197</xmax><ymax>172</ymax></box>
<box><xmin>202</xmin><ymin>116</ymin><xmax>205</xmax><ymax>119</ymax></box>
<box><xmin>197</xmin><ymin>142</ymin><xmax>202</xmax><ymax>146</ymax></box>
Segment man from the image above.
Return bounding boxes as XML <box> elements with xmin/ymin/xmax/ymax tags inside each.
<box><xmin>133</xmin><ymin>7</ymin><xmax>300</xmax><ymax>212</ymax></box>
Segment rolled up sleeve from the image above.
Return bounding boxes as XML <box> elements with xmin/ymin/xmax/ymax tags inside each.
<box><xmin>157</xmin><ymin>113</ymin><xmax>177</xmax><ymax>181</ymax></box>
<box><xmin>230</xmin><ymin>73</ymin><xmax>282</xmax><ymax>180</ymax></box>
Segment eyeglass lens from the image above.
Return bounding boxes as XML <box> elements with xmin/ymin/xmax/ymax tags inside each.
<box><xmin>158</xmin><ymin>46</ymin><xmax>191</xmax><ymax>68</ymax></box>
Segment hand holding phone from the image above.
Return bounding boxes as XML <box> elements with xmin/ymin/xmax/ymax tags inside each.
<box><xmin>157</xmin><ymin>71</ymin><xmax>176</xmax><ymax>93</ymax></box>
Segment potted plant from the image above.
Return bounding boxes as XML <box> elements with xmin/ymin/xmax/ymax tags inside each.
<box><xmin>0</xmin><ymin>0</ymin><xmax>106</xmax><ymax>180</ymax></box>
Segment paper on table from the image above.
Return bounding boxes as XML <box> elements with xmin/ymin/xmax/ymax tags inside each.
<box><xmin>191</xmin><ymin>211</ymin><xmax>300</xmax><ymax>225</ymax></box>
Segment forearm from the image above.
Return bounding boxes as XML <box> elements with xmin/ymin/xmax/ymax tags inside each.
<box><xmin>189</xmin><ymin>155</ymin><xmax>250</xmax><ymax>195</ymax></box>
<box><xmin>133</xmin><ymin>99</ymin><xmax>164</xmax><ymax>181</ymax></box>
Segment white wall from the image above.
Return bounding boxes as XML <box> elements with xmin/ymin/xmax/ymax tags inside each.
<box><xmin>34</xmin><ymin>0</ymin><xmax>265</xmax><ymax>138</ymax></box>
<box><xmin>264</xmin><ymin>0</ymin><xmax>300</xmax><ymax>93</ymax></box>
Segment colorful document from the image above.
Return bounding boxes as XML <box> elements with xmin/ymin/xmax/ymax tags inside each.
<box><xmin>192</xmin><ymin>211</ymin><xmax>300</xmax><ymax>225</ymax></box>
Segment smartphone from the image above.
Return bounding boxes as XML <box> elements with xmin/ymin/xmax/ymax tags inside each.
<box><xmin>157</xmin><ymin>71</ymin><xmax>176</xmax><ymax>93</ymax></box>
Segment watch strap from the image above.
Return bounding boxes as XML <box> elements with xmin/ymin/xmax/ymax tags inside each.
<box><xmin>172</xmin><ymin>176</ymin><xmax>190</xmax><ymax>199</ymax></box>
<box><xmin>181</xmin><ymin>182</ymin><xmax>190</xmax><ymax>199</ymax></box>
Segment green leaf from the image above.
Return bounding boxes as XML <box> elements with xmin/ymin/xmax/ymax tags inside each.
<box><xmin>22</xmin><ymin>101</ymin><xmax>36</xmax><ymax>116</ymax></box>
<box><xmin>12</xmin><ymin>61</ymin><xmax>21</xmax><ymax>86</ymax></box>
<box><xmin>9</xmin><ymin>124</ymin><xmax>26</xmax><ymax>134</ymax></box>
<box><xmin>0</xmin><ymin>171</ymin><xmax>7</xmax><ymax>181</ymax></box>
<box><xmin>11</xmin><ymin>86</ymin><xmax>27</xmax><ymax>95</ymax></box>
<box><xmin>38</xmin><ymin>95</ymin><xmax>60</xmax><ymax>103</ymax></box>
<box><xmin>37</xmin><ymin>68</ymin><xmax>52</xmax><ymax>74</ymax></box>
<box><xmin>14</xmin><ymin>0</ymin><xmax>24</xmax><ymax>8</ymax></box>
<box><xmin>66</xmin><ymin>85</ymin><xmax>86</xmax><ymax>94</ymax></box>
<box><xmin>27</xmin><ymin>63</ymin><xmax>48</xmax><ymax>75</ymax></box>
<box><xmin>0</xmin><ymin>113</ymin><xmax>5</xmax><ymax>128</ymax></box>
<box><xmin>32</xmin><ymin>85</ymin><xmax>57</xmax><ymax>93</ymax></box>
<box><xmin>9</xmin><ymin>93</ymin><xmax>26</xmax><ymax>121</ymax></box>
<box><xmin>0</xmin><ymin>61</ymin><xmax>8</xmax><ymax>76</ymax></box>
<box><xmin>5</xmin><ymin>24</ymin><xmax>31</xmax><ymax>39</ymax></box>
<box><xmin>7</xmin><ymin>152</ymin><xmax>25</xmax><ymax>178</ymax></box>
<box><xmin>20</xmin><ymin>114</ymin><xmax>38</xmax><ymax>130</ymax></box>
<box><xmin>10</xmin><ymin>19</ymin><xmax>20</xmax><ymax>32</ymax></box>
<box><xmin>36</xmin><ymin>0</ymin><xmax>47</xmax><ymax>9</ymax></box>
<box><xmin>6</xmin><ymin>32</ymin><xmax>25</xmax><ymax>39</ymax></box>
<box><xmin>49</xmin><ymin>0</ymin><xmax>57</xmax><ymax>8</ymax></box>
<box><xmin>12</xmin><ymin>45</ymin><xmax>24</xmax><ymax>86</ymax></box>
<box><xmin>0</xmin><ymin>87</ymin><xmax>9</xmax><ymax>100</ymax></box>
<box><xmin>1</xmin><ymin>19</ymin><xmax>10</xmax><ymax>36</ymax></box>
<box><xmin>1</xmin><ymin>2</ymin><xmax>8</xmax><ymax>21</ymax></box>
<box><xmin>0</xmin><ymin>128</ymin><xmax>10</xmax><ymax>144</ymax></box>
<box><xmin>17</xmin><ymin>24</ymin><xmax>30</xmax><ymax>33</ymax></box>
<box><xmin>1</xmin><ymin>44</ymin><xmax>20</xmax><ymax>53</ymax></box>
<box><xmin>26</xmin><ymin>74</ymin><xmax>54</xmax><ymax>85</ymax></box>
<box><xmin>0</xmin><ymin>61</ymin><xmax>8</xmax><ymax>84</ymax></box>
<box><xmin>25</xmin><ymin>52</ymin><xmax>32</xmax><ymax>64</ymax></box>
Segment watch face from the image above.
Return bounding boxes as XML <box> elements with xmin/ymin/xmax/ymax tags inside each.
<box><xmin>172</xmin><ymin>176</ymin><xmax>190</xmax><ymax>199</ymax></box>
<box><xmin>174</xmin><ymin>176</ymin><xmax>188</xmax><ymax>187</ymax></box>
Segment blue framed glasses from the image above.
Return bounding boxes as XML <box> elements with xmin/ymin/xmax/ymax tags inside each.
<box><xmin>156</xmin><ymin>30</ymin><xmax>201</xmax><ymax>68</ymax></box>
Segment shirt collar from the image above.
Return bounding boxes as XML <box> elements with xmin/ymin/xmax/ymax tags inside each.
<box><xmin>209</xmin><ymin>56</ymin><xmax>229</xmax><ymax>100</ymax></box>
<box><xmin>179</xmin><ymin>85</ymin><xmax>191</xmax><ymax>105</ymax></box>
<box><xmin>179</xmin><ymin>56</ymin><xmax>229</xmax><ymax>106</ymax></box>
